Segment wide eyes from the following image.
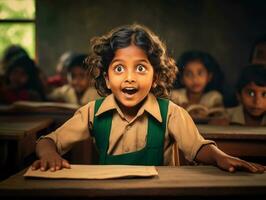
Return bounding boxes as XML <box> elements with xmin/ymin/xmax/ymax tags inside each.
<box><xmin>136</xmin><ymin>64</ymin><xmax>146</xmax><ymax>73</ymax></box>
<box><xmin>113</xmin><ymin>64</ymin><xmax>147</xmax><ymax>73</ymax></box>
<box><xmin>114</xmin><ymin>65</ymin><xmax>125</xmax><ymax>73</ymax></box>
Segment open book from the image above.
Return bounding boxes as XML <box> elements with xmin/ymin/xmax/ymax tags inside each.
<box><xmin>24</xmin><ymin>165</ymin><xmax>158</xmax><ymax>179</ymax></box>
<box><xmin>186</xmin><ymin>104</ymin><xmax>226</xmax><ymax>119</ymax></box>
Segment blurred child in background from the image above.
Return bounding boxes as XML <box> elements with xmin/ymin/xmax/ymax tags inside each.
<box><xmin>226</xmin><ymin>64</ymin><xmax>266</xmax><ymax>126</ymax></box>
<box><xmin>170</xmin><ymin>50</ymin><xmax>224</xmax><ymax>119</ymax></box>
<box><xmin>48</xmin><ymin>53</ymin><xmax>100</xmax><ymax>105</ymax></box>
<box><xmin>0</xmin><ymin>54</ymin><xmax>46</xmax><ymax>104</ymax></box>
<box><xmin>47</xmin><ymin>51</ymin><xmax>77</xmax><ymax>88</ymax></box>
<box><xmin>0</xmin><ymin>44</ymin><xmax>29</xmax><ymax>73</ymax></box>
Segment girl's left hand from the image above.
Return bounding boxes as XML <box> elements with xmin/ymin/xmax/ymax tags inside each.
<box><xmin>216</xmin><ymin>155</ymin><xmax>266</xmax><ymax>173</ymax></box>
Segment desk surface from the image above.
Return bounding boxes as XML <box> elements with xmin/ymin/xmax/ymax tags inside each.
<box><xmin>0</xmin><ymin>105</ymin><xmax>75</xmax><ymax>130</ymax></box>
<box><xmin>197</xmin><ymin>124</ymin><xmax>266</xmax><ymax>140</ymax></box>
<box><xmin>0</xmin><ymin>103</ymin><xmax>76</xmax><ymax>115</ymax></box>
<box><xmin>196</xmin><ymin>125</ymin><xmax>266</xmax><ymax>159</ymax></box>
<box><xmin>0</xmin><ymin>166</ymin><xmax>265</xmax><ymax>198</ymax></box>
<box><xmin>0</xmin><ymin>117</ymin><xmax>53</xmax><ymax>140</ymax></box>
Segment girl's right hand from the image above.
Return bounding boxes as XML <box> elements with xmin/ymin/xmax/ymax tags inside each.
<box><xmin>31</xmin><ymin>152</ymin><xmax>71</xmax><ymax>172</ymax></box>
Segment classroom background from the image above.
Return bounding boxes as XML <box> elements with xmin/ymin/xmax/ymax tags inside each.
<box><xmin>0</xmin><ymin>0</ymin><xmax>266</xmax><ymax>103</ymax></box>
<box><xmin>0</xmin><ymin>0</ymin><xmax>266</xmax><ymax>185</ymax></box>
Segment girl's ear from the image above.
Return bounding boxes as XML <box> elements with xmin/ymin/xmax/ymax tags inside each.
<box><xmin>152</xmin><ymin>74</ymin><xmax>158</xmax><ymax>88</ymax></box>
<box><xmin>104</xmin><ymin>72</ymin><xmax>111</xmax><ymax>89</ymax></box>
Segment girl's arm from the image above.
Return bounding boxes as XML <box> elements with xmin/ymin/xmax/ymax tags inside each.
<box><xmin>195</xmin><ymin>144</ymin><xmax>265</xmax><ymax>173</ymax></box>
<box><xmin>31</xmin><ymin>138</ymin><xmax>70</xmax><ymax>171</ymax></box>
<box><xmin>31</xmin><ymin>102</ymin><xmax>92</xmax><ymax>171</ymax></box>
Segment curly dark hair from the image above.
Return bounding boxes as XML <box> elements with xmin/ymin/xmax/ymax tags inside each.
<box><xmin>236</xmin><ymin>64</ymin><xmax>266</xmax><ymax>93</ymax></box>
<box><xmin>85</xmin><ymin>24</ymin><xmax>177</xmax><ymax>97</ymax></box>
<box><xmin>175</xmin><ymin>50</ymin><xmax>224</xmax><ymax>92</ymax></box>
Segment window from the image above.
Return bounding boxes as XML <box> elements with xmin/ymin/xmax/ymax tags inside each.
<box><xmin>0</xmin><ymin>0</ymin><xmax>35</xmax><ymax>58</ymax></box>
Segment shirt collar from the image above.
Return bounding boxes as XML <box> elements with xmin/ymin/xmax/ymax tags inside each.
<box><xmin>95</xmin><ymin>93</ymin><xmax>162</xmax><ymax>123</ymax></box>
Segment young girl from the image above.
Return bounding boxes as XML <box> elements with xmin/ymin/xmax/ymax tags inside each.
<box><xmin>170</xmin><ymin>51</ymin><xmax>224</xmax><ymax>119</ymax></box>
<box><xmin>32</xmin><ymin>24</ymin><xmax>264</xmax><ymax>173</ymax></box>
<box><xmin>48</xmin><ymin>53</ymin><xmax>100</xmax><ymax>105</ymax></box>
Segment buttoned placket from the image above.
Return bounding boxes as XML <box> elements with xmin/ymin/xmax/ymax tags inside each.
<box><xmin>122</xmin><ymin>121</ymin><xmax>133</xmax><ymax>153</ymax></box>
<box><xmin>114</xmin><ymin>104</ymin><xmax>146</xmax><ymax>154</ymax></box>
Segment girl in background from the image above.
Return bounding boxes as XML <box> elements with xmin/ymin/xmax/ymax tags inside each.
<box><xmin>170</xmin><ymin>51</ymin><xmax>224</xmax><ymax>119</ymax></box>
<box><xmin>0</xmin><ymin>54</ymin><xmax>46</xmax><ymax>104</ymax></box>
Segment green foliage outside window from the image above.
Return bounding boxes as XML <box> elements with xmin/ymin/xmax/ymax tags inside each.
<box><xmin>0</xmin><ymin>0</ymin><xmax>35</xmax><ymax>59</ymax></box>
<box><xmin>0</xmin><ymin>0</ymin><xmax>35</xmax><ymax>19</ymax></box>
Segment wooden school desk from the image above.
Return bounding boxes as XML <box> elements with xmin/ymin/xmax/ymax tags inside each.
<box><xmin>197</xmin><ymin>125</ymin><xmax>266</xmax><ymax>158</ymax></box>
<box><xmin>0</xmin><ymin>166</ymin><xmax>265</xmax><ymax>199</ymax></box>
<box><xmin>0</xmin><ymin>104</ymin><xmax>96</xmax><ymax>166</ymax></box>
<box><xmin>195</xmin><ymin>125</ymin><xmax>266</xmax><ymax>166</ymax></box>
<box><xmin>0</xmin><ymin>104</ymin><xmax>75</xmax><ymax>129</ymax></box>
<box><xmin>0</xmin><ymin>116</ymin><xmax>54</xmax><ymax>178</ymax></box>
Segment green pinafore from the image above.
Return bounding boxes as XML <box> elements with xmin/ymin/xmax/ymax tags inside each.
<box><xmin>92</xmin><ymin>98</ymin><xmax>169</xmax><ymax>166</ymax></box>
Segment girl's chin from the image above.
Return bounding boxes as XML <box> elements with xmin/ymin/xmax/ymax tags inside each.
<box><xmin>119</xmin><ymin>101</ymin><xmax>140</xmax><ymax>108</ymax></box>
<box><xmin>116</xmin><ymin>97</ymin><xmax>146</xmax><ymax>108</ymax></box>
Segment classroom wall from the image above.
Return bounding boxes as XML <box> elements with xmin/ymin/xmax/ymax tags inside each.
<box><xmin>36</xmin><ymin>0</ymin><xmax>266</xmax><ymax>103</ymax></box>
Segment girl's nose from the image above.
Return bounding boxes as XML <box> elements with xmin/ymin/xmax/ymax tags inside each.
<box><xmin>125</xmin><ymin>71</ymin><xmax>136</xmax><ymax>83</ymax></box>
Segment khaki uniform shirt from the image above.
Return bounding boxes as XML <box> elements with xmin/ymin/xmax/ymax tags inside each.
<box><xmin>226</xmin><ymin>105</ymin><xmax>266</xmax><ymax>126</ymax></box>
<box><xmin>170</xmin><ymin>88</ymin><xmax>223</xmax><ymax>108</ymax></box>
<box><xmin>48</xmin><ymin>84</ymin><xmax>100</xmax><ymax>105</ymax></box>
<box><xmin>45</xmin><ymin>93</ymin><xmax>214</xmax><ymax>166</ymax></box>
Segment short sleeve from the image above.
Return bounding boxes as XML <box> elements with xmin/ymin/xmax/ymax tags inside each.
<box><xmin>167</xmin><ymin>101</ymin><xmax>215</xmax><ymax>161</ymax></box>
<box><xmin>42</xmin><ymin>101</ymin><xmax>95</xmax><ymax>155</ymax></box>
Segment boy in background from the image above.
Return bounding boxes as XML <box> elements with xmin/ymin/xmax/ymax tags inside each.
<box><xmin>226</xmin><ymin>64</ymin><xmax>266</xmax><ymax>126</ymax></box>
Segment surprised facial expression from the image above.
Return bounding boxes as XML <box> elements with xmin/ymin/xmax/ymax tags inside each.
<box><xmin>105</xmin><ymin>45</ymin><xmax>154</xmax><ymax>108</ymax></box>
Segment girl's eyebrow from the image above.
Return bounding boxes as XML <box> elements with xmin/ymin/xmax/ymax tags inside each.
<box><xmin>110</xmin><ymin>59</ymin><xmax>149</xmax><ymax>65</ymax></box>
<box><xmin>110</xmin><ymin>59</ymin><xmax>124</xmax><ymax>65</ymax></box>
<box><xmin>137</xmin><ymin>59</ymin><xmax>149</xmax><ymax>63</ymax></box>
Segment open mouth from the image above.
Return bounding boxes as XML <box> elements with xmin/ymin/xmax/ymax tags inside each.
<box><xmin>122</xmin><ymin>87</ymin><xmax>138</xmax><ymax>95</ymax></box>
